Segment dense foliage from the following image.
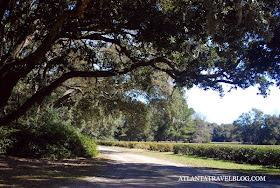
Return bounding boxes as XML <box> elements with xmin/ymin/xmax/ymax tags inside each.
<box><xmin>72</xmin><ymin>86</ymin><xmax>195</xmax><ymax>142</ymax></box>
<box><xmin>1</xmin><ymin>0</ymin><xmax>280</xmax><ymax>125</ymax></box>
<box><xmin>0</xmin><ymin>108</ymin><xmax>99</xmax><ymax>159</ymax></box>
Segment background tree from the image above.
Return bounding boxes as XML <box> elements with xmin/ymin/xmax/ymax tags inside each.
<box><xmin>212</xmin><ymin>124</ymin><xmax>234</xmax><ymax>142</ymax></box>
<box><xmin>150</xmin><ymin>99</ymin><xmax>170</xmax><ymax>142</ymax></box>
<box><xmin>261</xmin><ymin>115</ymin><xmax>280</xmax><ymax>145</ymax></box>
<box><xmin>191</xmin><ymin>116</ymin><xmax>214</xmax><ymax>143</ymax></box>
<box><xmin>191</xmin><ymin>109</ymin><xmax>280</xmax><ymax>145</ymax></box>
<box><xmin>233</xmin><ymin>109</ymin><xmax>264</xmax><ymax>144</ymax></box>
<box><xmin>167</xmin><ymin>89</ymin><xmax>195</xmax><ymax>142</ymax></box>
<box><xmin>231</xmin><ymin>109</ymin><xmax>280</xmax><ymax>145</ymax></box>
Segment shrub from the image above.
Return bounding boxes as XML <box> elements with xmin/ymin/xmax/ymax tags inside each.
<box><xmin>0</xmin><ymin>126</ymin><xmax>18</xmax><ymax>154</ymax></box>
<box><xmin>79</xmin><ymin>134</ymin><xmax>99</xmax><ymax>158</ymax></box>
<box><xmin>125</xmin><ymin>142</ymin><xmax>134</xmax><ymax>148</ymax></box>
<box><xmin>4</xmin><ymin>108</ymin><xmax>98</xmax><ymax>159</ymax></box>
<box><xmin>150</xmin><ymin>143</ymin><xmax>174</xmax><ymax>152</ymax></box>
<box><xmin>97</xmin><ymin>141</ymin><xmax>174</xmax><ymax>152</ymax></box>
<box><xmin>149</xmin><ymin>143</ymin><xmax>158</xmax><ymax>151</ymax></box>
<box><xmin>173</xmin><ymin>144</ymin><xmax>280</xmax><ymax>167</ymax></box>
<box><xmin>96</xmin><ymin>140</ymin><xmax>115</xmax><ymax>146</ymax></box>
<box><xmin>5</xmin><ymin>123</ymin><xmax>98</xmax><ymax>159</ymax></box>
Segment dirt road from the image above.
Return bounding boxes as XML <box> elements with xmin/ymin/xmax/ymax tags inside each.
<box><xmin>63</xmin><ymin>147</ymin><xmax>280</xmax><ymax>188</ymax></box>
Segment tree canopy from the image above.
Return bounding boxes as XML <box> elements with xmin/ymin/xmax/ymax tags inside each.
<box><xmin>1</xmin><ymin>0</ymin><xmax>280</xmax><ymax>124</ymax></box>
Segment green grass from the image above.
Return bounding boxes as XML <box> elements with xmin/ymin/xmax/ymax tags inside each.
<box><xmin>103</xmin><ymin>146</ymin><xmax>280</xmax><ymax>176</ymax></box>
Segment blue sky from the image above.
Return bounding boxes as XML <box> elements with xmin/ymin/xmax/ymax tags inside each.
<box><xmin>185</xmin><ymin>85</ymin><xmax>280</xmax><ymax>124</ymax></box>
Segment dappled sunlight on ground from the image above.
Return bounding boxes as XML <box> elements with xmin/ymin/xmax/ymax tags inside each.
<box><xmin>63</xmin><ymin>147</ymin><xmax>280</xmax><ymax>188</ymax></box>
<box><xmin>0</xmin><ymin>155</ymin><xmax>106</xmax><ymax>187</ymax></box>
<box><xmin>1</xmin><ymin>148</ymin><xmax>280</xmax><ymax>188</ymax></box>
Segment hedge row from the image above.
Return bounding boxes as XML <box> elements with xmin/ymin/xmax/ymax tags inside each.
<box><xmin>97</xmin><ymin>141</ymin><xmax>280</xmax><ymax>167</ymax></box>
<box><xmin>174</xmin><ymin>144</ymin><xmax>280</xmax><ymax>167</ymax></box>
<box><xmin>96</xmin><ymin>141</ymin><xmax>174</xmax><ymax>152</ymax></box>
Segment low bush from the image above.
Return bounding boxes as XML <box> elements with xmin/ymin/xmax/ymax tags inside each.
<box><xmin>97</xmin><ymin>141</ymin><xmax>174</xmax><ymax>152</ymax></box>
<box><xmin>148</xmin><ymin>143</ymin><xmax>159</xmax><ymax>151</ymax></box>
<box><xmin>0</xmin><ymin>126</ymin><xmax>18</xmax><ymax>154</ymax></box>
<box><xmin>157</xmin><ymin>143</ymin><xmax>174</xmax><ymax>152</ymax></box>
<box><xmin>174</xmin><ymin>144</ymin><xmax>280</xmax><ymax>167</ymax></box>
<box><xmin>96</xmin><ymin>140</ymin><xmax>115</xmax><ymax>146</ymax></box>
<box><xmin>4</xmin><ymin>123</ymin><xmax>99</xmax><ymax>159</ymax></box>
<box><xmin>2</xmin><ymin>108</ymin><xmax>98</xmax><ymax>159</ymax></box>
<box><xmin>149</xmin><ymin>143</ymin><xmax>174</xmax><ymax>152</ymax></box>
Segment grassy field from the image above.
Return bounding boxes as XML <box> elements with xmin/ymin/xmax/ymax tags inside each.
<box><xmin>0</xmin><ymin>154</ymin><xmax>111</xmax><ymax>188</ymax></box>
<box><xmin>102</xmin><ymin>146</ymin><xmax>280</xmax><ymax>176</ymax></box>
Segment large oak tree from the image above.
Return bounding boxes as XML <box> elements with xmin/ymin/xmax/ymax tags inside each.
<box><xmin>1</xmin><ymin>0</ymin><xmax>280</xmax><ymax>125</ymax></box>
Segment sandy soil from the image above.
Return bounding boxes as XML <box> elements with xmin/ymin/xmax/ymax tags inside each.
<box><xmin>62</xmin><ymin>147</ymin><xmax>280</xmax><ymax>188</ymax></box>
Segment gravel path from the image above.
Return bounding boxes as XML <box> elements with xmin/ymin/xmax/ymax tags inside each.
<box><xmin>62</xmin><ymin>147</ymin><xmax>280</xmax><ymax>188</ymax></box>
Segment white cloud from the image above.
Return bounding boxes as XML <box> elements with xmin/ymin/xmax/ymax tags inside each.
<box><xmin>185</xmin><ymin>86</ymin><xmax>280</xmax><ymax>124</ymax></box>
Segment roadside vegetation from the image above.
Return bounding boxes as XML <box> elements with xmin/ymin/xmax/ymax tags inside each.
<box><xmin>97</xmin><ymin>141</ymin><xmax>280</xmax><ymax>168</ymax></box>
<box><xmin>0</xmin><ymin>108</ymin><xmax>99</xmax><ymax>159</ymax></box>
<box><xmin>99</xmin><ymin>145</ymin><xmax>280</xmax><ymax>176</ymax></box>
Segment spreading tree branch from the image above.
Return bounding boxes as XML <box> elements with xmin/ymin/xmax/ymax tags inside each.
<box><xmin>0</xmin><ymin>57</ymin><xmax>176</xmax><ymax>125</ymax></box>
<box><xmin>0</xmin><ymin>0</ymin><xmax>91</xmax><ymax>109</ymax></box>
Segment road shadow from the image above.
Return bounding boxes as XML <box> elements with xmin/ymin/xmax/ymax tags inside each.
<box><xmin>64</xmin><ymin>149</ymin><xmax>280</xmax><ymax>188</ymax></box>
<box><xmin>1</xmin><ymin>149</ymin><xmax>280</xmax><ymax>188</ymax></box>
<box><xmin>65</xmin><ymin>160</ymin><xmax>280</xmax><ymax>188</ymax></box>
<box><xmin>0</xmin><ymin>155</ymin><xmax>112</xmax><ymax>187</ymax></box>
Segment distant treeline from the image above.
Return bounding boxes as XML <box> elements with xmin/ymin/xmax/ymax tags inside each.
<box><xmin>96</xmin><ymin>107</ymin><xmax>280</xmax><ymax>145</ymax></box>
<box><xmin>100</xmin><ymin>107</ymin><xmax>280</xmax><ymax>145</ymax></box>
<box><xmin>211</xmin><ymin>109</ymin><xmax>280</xmax><ymax>145</ymax></box>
